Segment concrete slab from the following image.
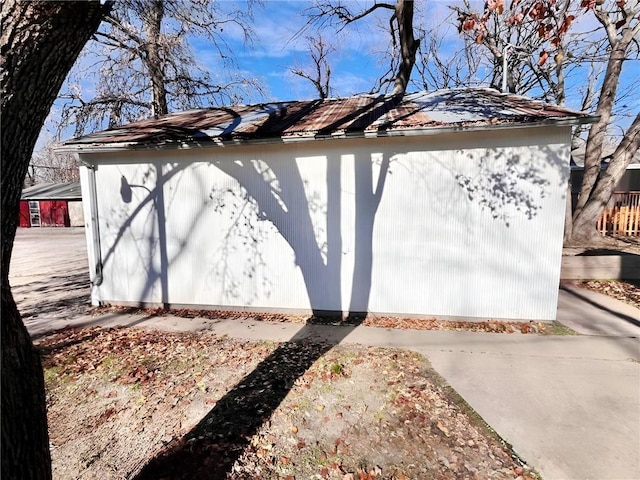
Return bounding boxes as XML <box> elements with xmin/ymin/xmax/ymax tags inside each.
<box><xmin>10</xmin><ymin>227</ymin><xmax>91</xmax><ymax>325</ymax></box>
<box><xmin>561</xmin><ymin>254</ymin><xmax>640</xmax><ymax>280</ymax></box>
<box><xmin>420</xmin><ymin>336</ymin><xmax>640</xmax><ymax>480</ymax></box>
<box><xmin>557</xmin><ymin>284</ymin><xmax>640</xmax><ymax>338</ymax></box>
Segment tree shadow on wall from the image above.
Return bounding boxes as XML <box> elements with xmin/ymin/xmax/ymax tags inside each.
<box><xmin>131</xmin><ymin>141</ymin><xmax>557</xmax><ymax>479</ymax></box>
<box><xmin>120</xmin><ymin>98</ymin><xmax>562</xmax><ymax>478</ymax></box>
<box><xmin>451</xmin><ymin>145</ymin><xmax>566</xmax><ymax>227</ymax></box>
<box><xmin>132</xmin><ymin>100</ymin><xmax>396</xmax><ymax>479</ymax></box>
<box><xmin>208</xmin><ymin>152</ymin><xmax>389</xmax><ymax>314</ymax></box>
<box><xmin>130</xmin><ymin>151</ymin><xmax>387</xmax><ymax>477</ymax></box>
<box><xmin>103</xmin><ymin>161</ymin><xmax>215</xmax><ymax>305</ymax></box>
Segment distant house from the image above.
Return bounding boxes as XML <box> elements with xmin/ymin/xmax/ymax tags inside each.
<box><xmin>60</xmin><ymin>88</ymin><xmax>595</xmax><ymax>321</ymax></box>
<box><xmin>20</xmin><ymin>182</ymin><xmax>84</xmax><ymax>228</ymax></box>
<box><xmin>570</xmin><ymin>146</ymin><xmax>640</xmax><ymax>194</ymax></box>
<box><xmin>571</xmin><ymin>148</ymin><xmax>640</xmax><ymax>236</ymax></box>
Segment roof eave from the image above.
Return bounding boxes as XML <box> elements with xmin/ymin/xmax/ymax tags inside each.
<box><xmin>56</xmin><ymin>115</ymin><xmax>599</xmax><ymax>155</ymax></box>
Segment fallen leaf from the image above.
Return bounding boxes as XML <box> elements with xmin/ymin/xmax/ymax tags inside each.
<box><xmin>437</xmin><ymin>421</ymin><xmax>450</xmax><ymax>436</ymax></box>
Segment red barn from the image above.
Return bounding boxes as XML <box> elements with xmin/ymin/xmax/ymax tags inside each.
<box><xmin>20</xmin><ymin>182</ymin><xmax>84</xmax><ymax>228</ymax></box>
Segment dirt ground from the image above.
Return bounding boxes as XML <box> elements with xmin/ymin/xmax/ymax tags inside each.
<box><xmin>578</xmin><ymin>279</ymin><xmax>640</xmax><ymax>309</ymax></box>
<box><xmin>39</xmin><ymin>327</ymin><xmax>537</xmax><ymax>480</ymax></box>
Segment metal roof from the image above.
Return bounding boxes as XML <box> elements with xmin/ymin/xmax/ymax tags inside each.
<box><xmin>60</xmin><ymin>88</ymin><xmax>597</xmax><ymax>152</ymax></box>
<box><xmin>570</xmin><ymin>145</ymin><xmax>640</xmax><ymax>169</ymax></box>
<box><xmin>21</xmin><ymin>182</ymin><xmax>82</xmax><ymax>201</ymax></box>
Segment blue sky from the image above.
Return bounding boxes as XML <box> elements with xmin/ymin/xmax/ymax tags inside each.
<box><xmin>223</xmin><ymin>0</ymin><xmax>467</xmax><ymax>101</ymax></box>
<box><xmin>214</xmin><ymin>0</ymin><xmax>638</xmax><ymax>110</ymax></box>
<box><xmin>246</xmin><ymin>0</ymin><xmax>638</xmax><ymax>145</ymax></box>
<box><xmin>200</xmin><ymin>0</ymin><xmax>407</xmax><ymax>102</ymax></box>
<box><xmin>40</xmin><ymin>0</ymin><xmax>639</xmax><ymax>146</ymax></box>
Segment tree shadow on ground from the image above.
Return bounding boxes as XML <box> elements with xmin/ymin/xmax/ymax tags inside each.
<box><xmin>577</xmin><ymin>249</ymin><xmax>638</xmax><ymax>256</ymax></box>
<box><xmin>133</xmin><ymin>317</ymin><xmax>363</xmax><ymax>480</ymax></box>
<box><xmin>12</xmin><ymin>271</ymin><xmax>90</xmax><ymax>321</ymax></box>
<box><xmin>94</xmin><ymin>101</ymin><xmax>394</xmax><ymax>479</ymax></box>
<box><xmin>559</xmin><ymin>285</ymin><xmax>640</xmax><ymax>329</ymax></box>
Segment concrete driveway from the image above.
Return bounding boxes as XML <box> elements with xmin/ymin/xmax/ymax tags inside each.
<box><xmin>10</xmin><ymin>227</ymin><xmax>91</xmax><ymax>331</ymax></box>
<box><xmin>10</xmin><ymin>227</ymin><xmax>640</xmax><ymax>479</ymax></box>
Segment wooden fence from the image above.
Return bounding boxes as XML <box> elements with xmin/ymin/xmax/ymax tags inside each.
<box><xmin>596</xmin><ymin>192</ymin><xmax>640</xmax><ymax>236</ymax></box>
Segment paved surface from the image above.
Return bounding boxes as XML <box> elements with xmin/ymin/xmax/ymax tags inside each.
<box><xmin>10</xmin><ymin>228</ymin><xmax>89</xmax><ymax>326</ymax></box>
<box><xmin>558</xmin><ymin>282</ymin><xmax>640</xmax><ymax>337</ymax></box>
<box><xmin>10</xmin><ymin>228</ymin><xmax>640</xmax><ymax>479</ymax></box>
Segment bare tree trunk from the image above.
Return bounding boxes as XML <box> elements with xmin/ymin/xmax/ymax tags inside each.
<box><xmin>308</xmin><ymin>1</ymin><xmax>419</xmax><ymax>96</ymax></box>
<box><xmin>572</xmin><ymin>113</ymin><xmax>640</xmax><ymax>242</ymax></box>
<box><xmin>563</xmin><ymin>175</ymin><xmax>573</xmax><ymax>244</ymax></box>
<box><xmin>571</xmin><ymin>18</ymin><xmax>639</xmax><ymax>242</ymax></box>
<box><xmin>143</xmin><ymin>0</ymin><xmax>169</xmax><ymax>116</ymax></box>
<box><xmin>1</xmin><ymin>1</ymin><xmax>104</xmax><ymax>477</ymax></box>
<box><xmin>392</xmin><ymin>0</ymin><xmax>420</xmax><ymax>95</ymax></box>
<box><xmin>554</xmin><ymin>45</ymin><xmax>566</xmax><ymax>106</ymax></box>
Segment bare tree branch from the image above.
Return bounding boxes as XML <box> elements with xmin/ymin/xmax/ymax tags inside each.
<box><xmin>304</xmin><ymin>1</ymin><xmax>419</xmax><ymax>95</ymax></box>
<box><xmin>56</xmin><ymin>0</ymin><xmax>264</xmax><ymax>136</ymax></box>
<box><xmin>307</xmin><ymin>1</ymin><xmax>395</xmax><ymax>31</ymax></box>
<box><xmin>291</xmin><ymin>35</ymin><xmax>334</xmax><ymax>98</ymax></box>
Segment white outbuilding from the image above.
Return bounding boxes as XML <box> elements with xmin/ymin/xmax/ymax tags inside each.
<box><xmin>61</xmin><ymin>88</ymin><xmax>595</xmax><ymax>321</ymax></box>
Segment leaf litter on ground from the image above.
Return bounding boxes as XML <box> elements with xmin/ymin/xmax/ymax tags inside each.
<box><xmin>578</xmin><ymin>279</ymin><xmax>640</xmax><ymax>309</ymax></box>
<box><xmin>92</xmin><ymin>305</ymin><xmax>562</xmax><ymax>335</ymax></box>
<box><xmin>38</xmin><ymin>326</ymin><xmax>539</xmax><ymax>479</ymax></box>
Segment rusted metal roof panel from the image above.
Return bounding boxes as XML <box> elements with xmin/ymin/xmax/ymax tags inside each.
<box><xmin>61</xmin><ymin>88</ymin><xmax>596</xmax><ymax>151</ymax></box>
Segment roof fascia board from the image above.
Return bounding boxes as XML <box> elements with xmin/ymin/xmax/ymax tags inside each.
<box><xmin>56</xmin><ymin>115</ymin><xmax>599</xmax><ymax>155</ymax></box>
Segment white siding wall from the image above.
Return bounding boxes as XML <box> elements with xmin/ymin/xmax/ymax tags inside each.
<box><xmin>80</xmin><ymin>126</ymin><xmax>570</xmax><ymax>320</ymax></box>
